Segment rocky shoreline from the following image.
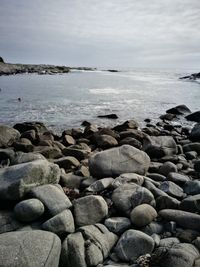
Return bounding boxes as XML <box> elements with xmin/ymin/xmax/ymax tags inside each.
<box><xmin>0</xmin><ymin>104</ymin><xmax>200</xmax><ymax>266</ymax></box>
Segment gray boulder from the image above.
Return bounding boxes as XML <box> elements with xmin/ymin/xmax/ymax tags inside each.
<box><xmin>14</xmin><ymin>198</ymin><xmax>45</xmax><ymax>222</ymax></box>
<box><xmin>0</xmin><ymin>159</ymin><xmax>60</xmax><ymax>200</ymax></box>
<box><xmin>11</xmin><ymin>152</ymin><xmax>46</xmax><ymax>165</ymax></box>
<box><xmin>152</xmin><ymin>243</ymin><xmax>199</xmax><ymax>267</ymax></box>
<box><xmin>0</xmin><ymin>211</ymin><xmax>22</xmax><ymax>234</ymax></box>
<box><xmin>130</xmin><ymin>204</ymin><xmax>157</xmax><ymax>227</ymax></box>
<box><xmin>166</xmin><ymin>104</ymin><xmax>191</xmax><ymax>115</ymax></box>
<box><xmin>159</xmin><ymin>161</ymin><xmax>177</xmax><ymax>176</ymax></box>
<box><xmin>159</xmin><ymin>181</ymin><xmax>184</xmax><ymax>199</ymax></box>
<box><xmin>184</xmin><ymin>180</ymin><xmax>200</xmax><ymax>195</ymax></box>
<box><xmin>180</xmin><ymin>194</ymin><xmax>200</xmax><ymax>212</ymax></box>
<box><xmin>112</xmin><ymin>184</ymin><xmax>138</xmax><ymax>215</ymax></box>
<box><xmin>104</xmin><ymin>217</ymin><xmax>131</xmax><ymax>235</ymax></box>
<box><xmin>156</xmin><ymin>195</ymin><xmax>180</xmax><ymax>210</ymax></box>
<box><xmin>167</xmin><ymin>172</ymin><xmax>190</xmax><ymax>185</ymax></box>
<box><xmin>60</xmin><ymin>224</ymin><xmax>118</xmax><ymax>267</ymax></box>
<box><xmin>87</xmin><ymin>177</ymin><xmax>114</xmax><ymax>192</ymax></box>
<box><xmin>42</xmin><ymin>209</ymin><xmax>75</xmax><ymax>235</ymax></box>
<box><xmin>0</xmin><ymin>125</ymin><xmax>20</xmax><ymax>147</ymax></box>
<box><xmin>190</xmin><ymin>123</ymin><xmax>200</xmax><ymax>141</ymax></box>
<box><xmin>130</xmin><ymin>186</ymin><xmax>155</xmax><ymax>209</ymax></box>
<box><xmin>159</xmin><ymin>209</ymin><xmax>200</xmax><ymax>231</ymax></box>
<box><xmin>73</xmin><ymin>195</ymin><xmax>108</xmax><ymax>226</ymax></box>
<box><xmin>143</xmin><ymin>136</ymin><xmax>177</xmax><ymax>158</ymax></box>
<box><xmin>0</xmin><ymin>230</ymin><xmax>61</xmax><ymax>267</ymax></box>
<box><xmin>112</xmin><ymin>173</ymin><xmax>144</xmax><ymax>188</ymax></box>
<box><xmin>89</xmin><ymin>145</ymin><xmax>150</xmax><ymax>178</ymax></box>
<box><xmin>114</xmin><ymin>229</ymin><xmax>154</xmax><ymax>262</ymax></box>
<box><xmin>30</xmin><ymin>184</ymin><xmax>72</xmax><ymax>216</ymax></box>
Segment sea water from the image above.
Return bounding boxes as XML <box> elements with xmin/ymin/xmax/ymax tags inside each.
<box><xmin>0</xmin><ymin>69</ymin><xmax>199</xmax><ymax>133</ymax></box>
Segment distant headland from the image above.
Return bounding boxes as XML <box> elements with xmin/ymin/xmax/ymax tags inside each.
<box><xmin>0</xmin><ymin>57</ymin><xmax>120</xmax><ymax>76</ymax></box>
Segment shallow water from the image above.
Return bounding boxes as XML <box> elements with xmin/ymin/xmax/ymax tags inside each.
<box><xmin>0</xmin><ymin>69</ymin><xmax>199</xmax><ymax>133</ymax></box>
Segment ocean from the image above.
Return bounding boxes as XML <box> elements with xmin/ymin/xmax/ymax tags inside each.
<box><xmin>0</xmin><ymin>69</ymin><xmax>199</xmax><ymax>133</ymax></box>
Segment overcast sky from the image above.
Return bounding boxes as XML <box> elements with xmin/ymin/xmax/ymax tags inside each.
<box><xmin>0</xmin><ymin>0</ymin><xmax>200</xmax><ymax>69</ymax></box>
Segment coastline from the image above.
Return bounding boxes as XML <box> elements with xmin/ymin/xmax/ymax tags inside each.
<box><xmin>0</xmin><ymin>104</ymin><xmax>200</xmax><ymax>266</ymax></box>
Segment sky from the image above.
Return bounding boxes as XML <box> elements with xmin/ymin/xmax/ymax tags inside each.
<box><xmin>0</xmin><ymin>0</ymin><xmax>200</xmax><ymax>69</ymax></box>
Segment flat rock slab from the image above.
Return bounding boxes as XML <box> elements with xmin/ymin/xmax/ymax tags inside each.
<box><xmin>30</xmin><ymin>184</ymin><xmax>72</xmax><ymax>216</ymax></box>
<box><xmin>0</xmin><ymin>159</ymin><xmax>60</xmax><ymax>200</ymax></box>
<box><xmin>0</xmin><ymin>230</ymin><xmax>61</xmax><ymax>267</ymax></box>
<box><xmin>89</xmin><ymin>145</ymin><xmax>150</xmax><ymax>178</ymax></box>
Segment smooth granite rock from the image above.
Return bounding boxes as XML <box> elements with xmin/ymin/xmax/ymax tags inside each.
<box><xmin>30</xmin><ymin>184</ymin><xmax>72</xmax><ymax>216</ymax></box>
<box><xmin>0</xmin><ymin>230</ymin><xmax>61</xmax><ymax>267</ymax></box>
<box><xmin>74</xmin><ymin>195</ymin><xmax>108</xmax><ymax>226</ymax></box>
<box><xmin>0</xmin><ymin>160</ymin><xmax>60</xmax><ymax>200</ymax></box>
<box><xmin>89</xmin><ymin>145</ymin><xmax>150</xmax><ymax>178</ymax></box>
<box><xmin>0</xmin><ymin>125</ymin><xmax>20</xmax><ymax>147</ymax></box>
<box><xmin>14</xmin><ymin>198</ymin><xmax>45</xmax><ymax>222</ymax></box>
<box><xmin>114</xmin><ymin>229</ymin><xmax>154</xmax><ymax>262</ymax></box>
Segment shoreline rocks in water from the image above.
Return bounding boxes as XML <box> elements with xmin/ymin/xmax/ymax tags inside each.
<box><xmin>0</xmin><ymin>104</ymin><xmax>200</xmax><ymax>266</ymax></box>
<box><xmin>0</xmin><ymin>57</ymin><xmax>96</xmax><ymax>76</ymax></box>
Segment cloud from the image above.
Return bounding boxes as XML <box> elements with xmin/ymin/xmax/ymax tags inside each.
<box><xmin>0</xmin><ymin>0</ymin><xmax>199</xmax><ymax>68</ymax></box>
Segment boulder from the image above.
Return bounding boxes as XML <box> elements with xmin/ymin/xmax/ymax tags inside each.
<box><xmin>73</xmin><ymin>195</ymin><xmax>108</xmax><ymax>226</ymax></box>
<box><xmin>0</xmin><ymin>125</ymin><xmax>20</xmax><ymax>147</ymax></box>
<box><xmin>166</xmin><ymin>105</ymin><xmax>191</xmax><ymax>115</ymax></box>
<box><xmin>190</xmin><ymin>123</ymin><xmax>200</xmax><ymax>142</ymax></box>
<box><xmin>130</xmin><ymin>204</ymin><xmax>157</xmax><ymax>227</ymax></box>
<box><xmin>114</xmin><ymin>229</ymin><xmax>154</xmax><ymax>262</ymax></box>
<box><xmin>0</xmin><ymin>211</ymin><xmax>22</xmax><ymax>234</ymax></box>
<box><xmin>130</xmin><ymin>186</ymin><xmax>155</xmax><ymax>209</ymax></box>
<box><xmin>11</xmin><ymin>152</ymin><xmax>46</xmax><ymax>165</ymax></box>
<box><xmin>14</xmin><ymin>198</ymin><xmax>45</xmax><ymax>222</ymax></box>
<box><xmin>94</xmin><ymin>134</ymin><xmax>118</xmax><ymax>148</ymax></box>
<box><xmin>14</xmin><ymin>121</ymin><xmax>48</xmax><ymax>134</ymax></box>
<box><xmin>60</xmin><ymin>224</ymin><xmax>117</xmax><ymax>267</ymax></box>
<box><xmin>0</xmin><ymin>230</ymin><xmax>61</xmax><ymax>267</ymax></box>
<box><xmin>104</xmin><ymin>217</ymin><xmax>131</xmax><ymax>235</ymax></box>
<box><xmin>152</xmin><ymin>243</ymin><xmax>199</xmax><ymax>267</ymax></box>
<box><xmin>87</xmin><ymin>177</ymin><xmax>114</xmax><ymax>192</ymax></box>
<box><xmin>184</xmin><ymin>180</ymin><xmax>200</xmax><ymax>195</ymax></box>
<box><xmin>156</xmin><ymin>195</ymin><xmax>180</xmax><ymax>210</ymax></box>
<box><xmin>159</xmin><ymin>161</ymin><xmax>177</xmax><ymax>176</ymax></box>
<box><xmin>159</xmin><ymin>209</ymin><xmax>200</xmax><ymax>231</ymax></box>
<box><xmin>159</xmin><ymin>181</ymin><xmax>184</xmax><ymax>199</ymax></box>
<box><xmin>167</xmin><ymin>172</ymin><xmax>190</xmax><ymax>185</ymax></box>
<box><xmin>180</xmin><ymin>195</ymin><xmax>200</xmax><ymax>212</ymax></box>
<box><xmin>54</xmin><ymin>156</ymin><xmax>80</xmax><ymax>170</ymax></box>
<box><xmin>30</xmin><ymin>184</ymin><xmax>72</xmax><ymax>216</ymax></box>
<box><xmin>143</xmin><ymin>136</ymin><xmax>177</xmax><ymax>158</ymax></box>
<box><xmin>112</xmin><ymin>184</ymin><xmax>138</xmax><ymax>215</ymax></box>
<box><xmin>42</xmin><ymin>209</ymin><xmax>75</xmax><ymax>235</ymax></box>
<box><xmin>0</xmin><ymin>160</ymin><xmax>60</xmax><ymax>200</ymax></box>
<box><xmin>119</xmin><ymin>137</ymin><xmax>142</xmax><ymax>149</ymax></box>
<box><xmin>89</xmin><ymin>145</ymin><xmax>150</xmax><ymax>178</ymax></box>
<box><xmin>186</xmin><ymin>111</ymin><xmax>200</xmax><ymax>123</ymax></box>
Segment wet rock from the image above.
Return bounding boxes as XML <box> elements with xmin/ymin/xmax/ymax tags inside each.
<box><xmin>42</xmin><ymin>209</ymin><xmax>75</xmax><ymax>235</ymax></box>
<box><xmin>14</xmin><ymin>198</ymin><xmax>45</xmax><ymax>222</ymax></box>
<box><xmin>114</xmin><ymin>229</ymin><xmax>154</xmax><ymax>262</ymax></box>
<box><xmin>30</xmin><ymin>184</ymin><xmax>72</xmax><ymax>216</ymax></box>
<box><xmin>104</xmin><ymin>217</ymin><xmax>131</xmax><ymax>235</ymax></box>
<box><xmin>98</xmin><ymin>113</ymin><xmax>118</xmax><ymax>119</ymax></box>
<box><xmin>130</xmin><ymin>204</ymin><xmax>157</xmax><ymax>227</ymax></box>
<box><xmin>0</xmin><ymin>230</ymin><xmax>61</xmax><ymax>267</ymax></box>
<box><xmin>0</xmin><ymin>159</ymin><xmax>60</xmax><ymax>200</ymax></box>
<box><xmin>186</xmin><ymin>111</ymin><xmax>200</xmax><ymax>123</ymax></box>
<box><xmin>89</xmin><ymin>145</ymin><xmax>150</xmax><ymax>178</ymax></box>
<box><xmin>113</xmin><ymin>120</ymin><xmax>139</xmax><ymax>132</ymax></box>
<box><xmin>166</xmin><ymin>105</ymin><xmax>191</xmax><ymax>115</ymax></box>
<box><xmin>143</xmin><ymin>136</ymin><xmax>177</xmax><ymax>158</ymax></box>
<box><xmin>0</xmin><ymin>125</ymin><xmax>20</xmax><ymax>147</ymax></box>
<box><xmin>73</xmin><ymin>195</ymin><xmax>108</xmax><ymax>226</ymax></box>
<box><xmin>159</xmin><ymin>209</ymin><xmax>200</xmax><ymax>231</ymax></box>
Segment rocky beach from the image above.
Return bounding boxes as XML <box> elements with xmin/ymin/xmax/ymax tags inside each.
<box><xmin>0</xmin><ymin>104</ymin><xmax>200</xmax><ymax>267</ymax></box>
